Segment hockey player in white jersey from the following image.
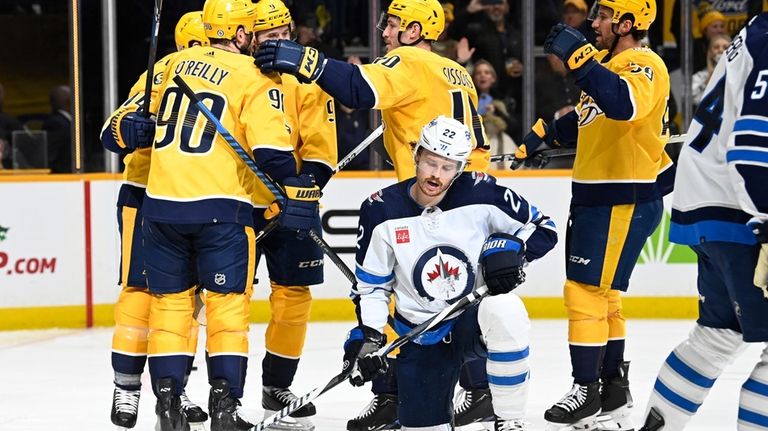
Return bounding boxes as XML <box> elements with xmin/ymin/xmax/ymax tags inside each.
<box><xmin>639</xmin><ymin>12</ymin><xmax>768</xmax><ymax>431</ymax></box>
<box><xmin>342</xmin><ymin>116</ymin><xmax>558</xmax><ymax>431</ymax></box>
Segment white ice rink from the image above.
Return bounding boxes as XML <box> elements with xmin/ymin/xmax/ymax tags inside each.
<box><xmin>1</xmin><ymin>320</ymin><xmax>762</xmax><ymax>430</ymax></box>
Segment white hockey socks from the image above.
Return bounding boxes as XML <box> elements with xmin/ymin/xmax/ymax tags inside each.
<box><xmin>738</xmin><ymin>343</ymin><xmax>768</xmax><ymax>430</ymax></box>
<box><xmin>645</xmin><ymin>325</ymin><xmax>746</xmax><ymax>429</ymax></box>
<box><xmin>479</xmin><ymin>293</ymin><xmax>531</xmax><ymax>420</ymax></box>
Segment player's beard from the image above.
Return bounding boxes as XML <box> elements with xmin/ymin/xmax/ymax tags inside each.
<box><xmin>595</xmin><ymin>28</ymin><xmax>614</xmax><ymax>50</ymax></box>
<box><xmin>417</xmin><ymin>175</ymin><xmax>448</xmax><ymax>198</ymax></box>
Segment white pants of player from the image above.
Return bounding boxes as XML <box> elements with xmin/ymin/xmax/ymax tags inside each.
<box><xmin>644</xmin><ymin>325</ymin><xmax>768</xmax><ymax>430</ymax></box>
<box><xmin>400</xmin><ymin>293</ymin><xmax>531</xmax><ymax>431</ymax></box>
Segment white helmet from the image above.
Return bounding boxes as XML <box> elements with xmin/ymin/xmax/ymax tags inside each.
<box><xmin>414</xmin><ymin>115</ymin><xmax>473</xmax><ymax>175</ymax></box>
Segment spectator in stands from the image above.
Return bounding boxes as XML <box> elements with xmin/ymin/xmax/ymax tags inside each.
<box><xmin>693</xmin><ymin>4</ymin><xmax>727</xmax><ymax>71</ymax></box>
<box><xmin>562</xmin><ymin>0</ymin><xmax>595</xmax><ymax>44</ymax></box>
<box><xmin>472</xmin><ymin>59</ymin><xmax>516</xmax><ymax>169</ymax></box>
<box><xmin>294</xmin><ymin>11</ymin><xmax>343</xmax><ymax>60</ymax></box>
<box><xmin>692</xmin><ymin>34</ymin><xmax>731</xmax><ymax>107</ymax></box>
<box><xmin>0</xmin><ymin>83</ymin><xmax>22</xmax><ymax>169</ymax></box>
<box><xmin>433</xmin><ymin>1</ymin><xmax>475</xmax><ymax>64</ymax></box>
<box><xmin>42</xmin><ymin>85</ymin><xmax>72</xmax><ymax>173</ymax></box>
<box><xmin>447</xmin><ymin>0</ymin><xmax>523</xmax><ymax>140</ymax></box>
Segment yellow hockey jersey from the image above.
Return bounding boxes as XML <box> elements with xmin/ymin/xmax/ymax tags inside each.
<box><xmin>572</xmin><ymin>47</ymin><xmax>672</xmax><ymax>205</ymax></box>
<box><xmin>251</xmin><ymin>73</ymin><xmax>337</xmax><ymax>207</ymax></box>
<box><xmin>101</xmin><ymin>54</ymin><xmax>177</xmax><ymax>189</ymax></box>
<box><xmin>359</xmin><ymin>46</ymin><xmax>490</xmax><ymax>180</ymax></box>
<box><xmin>144</xmin><ymin>45</ymin><xmax>291</xmax><ymax>225</ymax></box>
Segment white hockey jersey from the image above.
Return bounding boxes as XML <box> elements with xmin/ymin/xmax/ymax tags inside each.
<box><xmin>353</xmin><ymin>172</ymin><xmax>557</xmax><ymax>344</ymax></box>
<box><xmin>669</xmin><ymin>13</ymin><xmax>768</xmax><ymax>246</ymax></box>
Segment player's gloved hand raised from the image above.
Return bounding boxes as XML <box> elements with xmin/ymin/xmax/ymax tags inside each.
<box><xmin>254</xmin><ymin>40</ymin><xmax>326</xmax><ymax>84</ymax></box>
<box><xmin>511</xmin><ymin>118</ymin><xmax>557</xmax><ymax>170</ymax></box>
<box><xmin>544</xmin><ymin>23</ymin><xmax>598</xmax><ymax>80</ymax></box>
<box><xmin>265</xmin><ymin>174</ymin><xmax>321</xmax><ymax>239</ymax></box>
<box><xmin>117</xmin><ymin>111</ymin><xmax>156</xmax><ymax>150</ymax></box>
<box><xmin>342</xmin><ymin>325</ymin><xmax>387</xmax><ymax>386</ymax></box>
<box><xmin>479</xmin><ymin>233</ymin><xmax>526</xmax><ymax>295</ymax></box>
<box><xmin>751</xmin><ymin>221</ymin><xmax>768</xmax><ymax>298</ymax></box>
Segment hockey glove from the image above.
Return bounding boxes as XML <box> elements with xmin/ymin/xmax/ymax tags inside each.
<box><xmin>342</xmin><ymin>325</ymin><xmax>388</xmax><ymax>386</ymax></box>
<box><xmin>479</xmin><ymin>233</ymin><xmax>526</xmax><ymax>295</ymax></box>
<box><xmin>511</xmin><ymin>118</ymin><xmax>557</xmax><ymax>170</ymax></box>
<box><xmin>254</xmin><ymin>40</ymin><xmax>326</xmax><ymax>84</ymax></box>
<box><xmin>751</xmin><ymin>221</ymin><xmax>768</xmax><ymax>298</ymax></box>
<box><xmin>265</xmin><ymin>174</ymin><xmax>321</xmax><ymax>239</ymax></box>
<box><xmin>544</xmin><ymin>23</ymin><xmax>598</xmax><ymax>81</ymax></box>
<box><xmin>115</xmin><ymin>111</ymin><xmax>156</xmax><ymax>150</ymax></box>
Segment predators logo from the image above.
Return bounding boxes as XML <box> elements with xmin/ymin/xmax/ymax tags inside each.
<box><xmin>577</xmin><ymin>94</ymin><xmax>604</xmax><ymax>128</ymax></box>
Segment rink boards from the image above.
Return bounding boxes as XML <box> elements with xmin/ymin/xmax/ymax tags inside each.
<box><xmin>0</xmin><ymin>171</ymin><xmax>699</xmax><ymax>330</ymax></box>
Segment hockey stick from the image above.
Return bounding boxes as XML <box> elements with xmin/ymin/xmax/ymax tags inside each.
<box><xmin>141</xmin><ymin>0</ymin><xmax>163</xmax><ymax>117</ymax></box>
<box><xmin>249</xmin><ymin>285</ymin><xmax>490</xmax><ymax>431</ymax></box>
<box><xmin>492</xmin><ymin>133</ymin><xmax>689</xmax><ymax>167</ymax></box>
<box><xmin>335</xmin><ymin>124</ymin><xmax>384</xmax><ymax>173</ymax></box>
<box><xmin>172</xmin><ymin>75</ymin><xmax>356</xmax><ymax>284</ymax></box>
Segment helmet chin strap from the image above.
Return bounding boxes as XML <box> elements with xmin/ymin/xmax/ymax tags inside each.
<box><xmin>397</xmin><ymin>21</ymin><xmax>426</xmax><ymax>47</ymax></box>
<box><xmin>606</xmin><ymin>22</ymin><xmax>631</xmax><ymax>61</ymax></box>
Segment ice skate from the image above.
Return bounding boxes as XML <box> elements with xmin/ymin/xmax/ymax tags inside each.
<box><xmin>597</xmin><ymin>362</ymin><xmax>633</xmax><ymax>431</ymax></box>
<box><xmin>494</xmin><ymin>416</ymin><xmax>528</xmax><ymax>430</ymax></box>
<box><xmin>112</xmin><ymin>386</ymin><xmax>141</xmax><ymax>429</ymax></box>
<box><xmin>454</xmin><ymin>388</ymin><xmax>495</xmax><ymax>428</ymax></box>
<box><xmin>262</xmin><ymin>386</ymin><xmax>316</xmax><ymax>430</ymax></box>
<box><xmin>180</xmin><ymin>391</ymin><xmax>209</xmax><ymax>431</ymax></box>
<box><xmin>155</xmin><ymin>378</ymin><xmax>185</xmax><ymax>431</ymax></box>
<box><xmin>544</xmin><ymin>382</ymin><xmax>601</xmax><ymax>431</ymax></box>
<box><xmin>346</xmin><ymin>393</ymin><xmax>400</xmax><ymax>431</ymax></box>
<box><xmin>638</xmin><ymin>407</ymin><xmax>664</xmax><ymax>431</ymax></box>
<box><xmin>209</xmin><ymin>379</ymin><xmax>254</xmax><ymax>431</ymax></box>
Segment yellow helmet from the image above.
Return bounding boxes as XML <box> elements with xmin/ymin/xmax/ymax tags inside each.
<box><xmin>387</xmin><ymin>0</ymin><xmax>445</xmax><ymax>41</ymax></box>
<box><xmin>202</xmin><ymin>0</ymin><xmax>257</xmax><ymax>40</ymax></box>
<box><xmin>253</xmin><ymin>0</ymin><xmax>293</xmax><ymax>33</ymax></box>
<box><xmin>592</xmin><ymin>0</ymin><xmax>656</xmax><ymax>31</ymax></box>
<box><xmin>175</xmin><ymin>11</ymin><xmax>209</xmax><ymax>51</ymax></box>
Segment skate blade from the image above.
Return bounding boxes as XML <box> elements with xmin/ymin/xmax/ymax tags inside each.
<box><xmin>456</xmin><ymin>421</ymin><xmax>495</xmax><ymax>431</ymax></box>
<box><xmin>545</xmin><ymin>414</ymin><xmax>601</xmax><ymax>431</ymax></box>
<box><xmin>596</xmin><ymin>406</ymin><xmax>634</xmax><ymax>431</ymax></box>
<box><xmin>263</xmin><ymin>410</ymin><xmax>315</xmax><ymax>431</ymax></box>
<box><xmin>188</xmin><ymin>421</ymin><xmax>207</xmax><ymax>431</ymax></box>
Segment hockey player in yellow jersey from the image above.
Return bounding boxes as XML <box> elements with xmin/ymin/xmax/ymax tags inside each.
<box><xmin>254</xmin><ymin>1</ymin><xmax>495</xmax><ymax>429</ymax></box>
<box><xmin>249</xmin><ymin>1</ymin><xmax>337</xmax><ymax>430</ymax></box>
<box><xmin>140</xmin><ymin>1</ymin><xmax>320</xmax><ymax>430</ymax></box>
<box><xmin>254</xmin><ymin>0</ymin><xmax>489</xmax><ymax>181</ymax></box>
<box><xmin>100</xmin><ymin>11</ymin><xmax>209</xmax><ymax>430</ymax></box>
<box><xmin>512</xmin><ymin>1</ymin><xmax>673</xmax><ymax>430</ymax></box>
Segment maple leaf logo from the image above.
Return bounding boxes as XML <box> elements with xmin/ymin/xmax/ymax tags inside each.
<box><xmin>426</xmin><ymin>251</ymin><xmax>461</xmax><ymax>282</ymax></box>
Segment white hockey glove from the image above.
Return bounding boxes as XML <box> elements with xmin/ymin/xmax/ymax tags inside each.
<box><xmin>752</xmin><ymin>222</ymin><xmax>768</xmax><ymax>298</ymax></box>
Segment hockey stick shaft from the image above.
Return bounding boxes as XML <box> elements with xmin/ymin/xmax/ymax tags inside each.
<box><xmin>335</xmin><ymin>124</ymin><xmax>384</xmax><ymax>173</ymax></box>
<box><xmin>490</xmin><ymin>133</ymin><xmax>689</xmax><ymax>163</ymax></box>
<box><xmin>172</xmin><ymin>75</ymin><xmax>356</xmax><ymax>284</ymax></box>
<box><xmin>250</xmin><ymin>285</ymin><xmax>489</xmax><ymax>431</ymax></box>
<box><xmin>141</xmin><ymin>0</ymin><xmax>163</xmax><ymax>117</ymax></box>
